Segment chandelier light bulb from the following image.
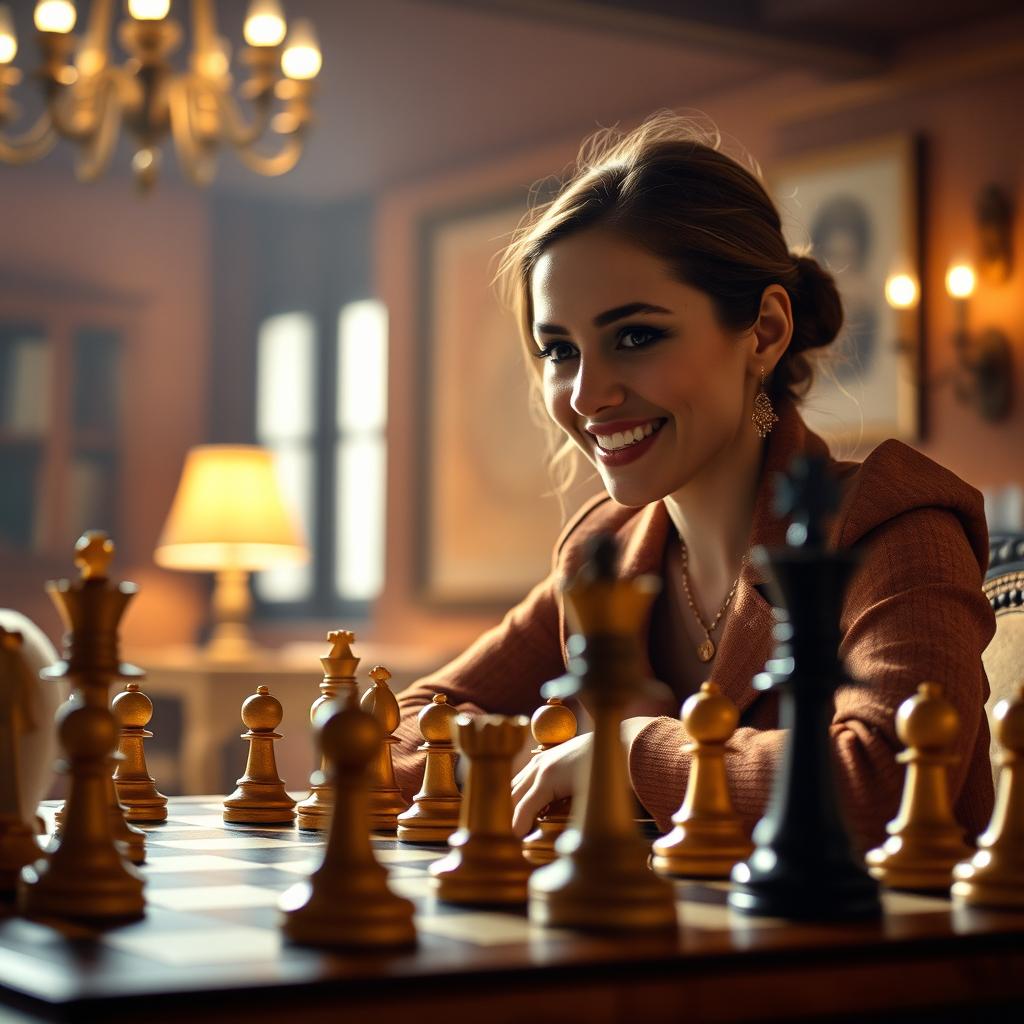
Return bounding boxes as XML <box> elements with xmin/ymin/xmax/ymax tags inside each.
<box><xmin>0</xmin><ymin>5</ymin><xmax>17</xmax><ymax>64</ymax></box>
<box><xmin>127</xmin><ymin>0</ymin><xmax>171</xmax><ymax>20</ymax></box>
<box><xmin>244</xmin><ymin>0</ymin><xmax>287</xmax><ymax>48</ymax></box>
<box><xmin>884</xmin><ymin>273</ymin><xmax>919</xmax><ymax>310</ymax></box>
<box><xmin>34</xmin><ymin>0</ymin><xmax>77</xmax><ymax>34</ymax></box>
<box><xmin>281</xmin><ymin>18</ymin><xmax>321</xmax><ymax>80</ymax></box>
<box><xmin>945</xmin><ymin>263</ymin><xmax>976</xmax><ymax>300</ymax></box>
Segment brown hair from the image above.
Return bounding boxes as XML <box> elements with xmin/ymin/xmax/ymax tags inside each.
<box><xmin>498</xmin><ymin>110</ymin><xmax>843</xmax><ymax>399</ymax></box>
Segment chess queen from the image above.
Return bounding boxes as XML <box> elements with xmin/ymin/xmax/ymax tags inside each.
<box><xmin>392</xmin><ymin>112</ymin><xmax>996</xmax><ymax>854</ymax></box>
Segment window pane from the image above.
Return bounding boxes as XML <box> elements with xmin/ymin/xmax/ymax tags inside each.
<box><xmin>255</xmin><ymin>444</ymin><xmax>314</xmax><ymax>602</ymax></box>
<box><xmin>74</xmin><ymin>327</ymin><xmax>120</xmax><ymax>434</ymax></box>
<box><xmin>337</xmin><ymin>300</ymin><xmax>387</xmax><ymax>433</ymax></box>
<box><xmin>335</xmin><ymin>437</ymin><xmax>385</xmax><ymax>600</ymax></box>
<box><xmin>257</xmin><ymin>313</ymin><xmax>315</xmax><ymax>442</ymax></box>
<box><xmin>0</xmin><ymin>324</ymin><xmax>50</xmax><ymax>437</ymax></box>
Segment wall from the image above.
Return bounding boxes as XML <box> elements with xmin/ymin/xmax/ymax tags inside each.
<box><xmin>0</xmin><ymin>170</ymin><xmax>212</xmax><ymax>648</ymax></box>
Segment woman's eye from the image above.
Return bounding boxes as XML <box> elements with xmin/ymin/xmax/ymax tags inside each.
<box><xmin>617</xmin><ymin>326</ymin><xmax>664</xmax><ymax>349</ymax></box>
<box><xmin>533</xmin><ymin>341</ymin><xmax>578</xmax><ymax>364</ymax></box>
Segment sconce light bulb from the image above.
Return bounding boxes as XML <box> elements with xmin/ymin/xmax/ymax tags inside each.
<box><xmin>34</xmin><ymin>0</ymin><xmax>77</xmax><ymax>34</ymax></box>
<box><xmin>884</xmin><ymin>274</ymin><xmax>919</xmax><ymax>310</ymax></box>
<box><xmin>945</xmin><ymin>263</ymin><xmax>976</xmax><ymax>300</ymax></box>
<box><xmin>0</xmin><ymin>4</ymin><xmax>17</xmax><ymax>64</ymax></box>
<box><xmin>281</xmin><ymin>18</ymin><xmax>321</xmax><ymax>80</ymax></box>
<box><xmin>128</xmin><ymin>0</ymin><xmax>171</xmax><ymax>20</ymax></box>
<box><xmin>244</xmin><ymin>0</ymin><xmax>287</xmax><ymax>48</ymax></box>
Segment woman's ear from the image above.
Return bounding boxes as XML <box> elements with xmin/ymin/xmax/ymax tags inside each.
<box><xmin>749</xmin><ymin>284</ymin><xmax>793</xmax><ymax>374</ymax></box>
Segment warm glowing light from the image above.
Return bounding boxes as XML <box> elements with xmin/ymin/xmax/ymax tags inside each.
<box><xmin>200</xmin><ymin>36</ymin><xmax>231</xmax><ymax>78</ymax></box>
<box><xmin>945</xmin><ymin>263</ymin><xmax>976</xmax><ymax>300</ymax></box>
<box><xmin>281</xmin><ymin>18</ymin><xmax>321</xmax><ymax>80</ymax></box>
<box><xmin>34</xmin><ymin>0</ymin><xmax>77</xmax><ymax>34</ymax></box>
<box><xmin>128</xmin><ymin>0</ymin><xmax>170</xmax><ymax>19</ymax></box>
<box><xmin>884</xmin><ymin>274</ymin><xmax>919</xmax><ymax>310</ymax></box>
<box><xmin>244</xmin><ymin>0</ymin><xmax>286</xmax><ymax>47</ymax></box>
<box><xmin>0</xmin><ymin>5</ymin><xmax>16</xmax><ymax>64</ymax></box>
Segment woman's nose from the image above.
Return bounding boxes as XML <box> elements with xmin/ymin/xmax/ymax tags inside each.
<box><xmin>569</xmin><ymin>356</ymin><xmax>626</xmax><ymax>417</ymax></box>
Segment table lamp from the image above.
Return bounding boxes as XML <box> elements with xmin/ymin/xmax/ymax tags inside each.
<box><xmin>155</xmin><ymin>445</ymin><xmax>308</xmax><ymax>662</ymax></box>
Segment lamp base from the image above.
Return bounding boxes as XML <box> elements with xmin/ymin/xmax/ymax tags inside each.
<box><xmin>207</xmin><ymin>569</ymin><xmax>254</xmax><ymax>663</ymax></box>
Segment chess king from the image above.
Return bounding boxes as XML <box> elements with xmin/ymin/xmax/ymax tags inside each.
<box><xmin>389</xmin><ymin>109</ymin><xmax>996</xmax><ymax>863</ymax></box>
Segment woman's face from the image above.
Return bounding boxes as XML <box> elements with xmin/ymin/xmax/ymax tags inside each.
<box><xmin>530</xmin><ymin>228</ymin><xmax>756</xmax><ymax>507</ymax></box>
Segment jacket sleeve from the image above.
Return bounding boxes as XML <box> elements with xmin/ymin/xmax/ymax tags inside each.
<box><xmin>392</xmin><ymin>573</ymin><xmax>567</xmax><ymax>800</ymax></box>
<box><xmin>627</xmin><ymin>507</ymin><xmax>996</xmax><ymax>850</ymax></box>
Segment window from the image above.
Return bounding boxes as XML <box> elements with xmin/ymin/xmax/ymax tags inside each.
<box><xmin>254</xmin><ymin>300</ymin><xmax>388</xmax><ymax>613</ymax></box>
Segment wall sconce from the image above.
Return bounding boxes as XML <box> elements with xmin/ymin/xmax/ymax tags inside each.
<box><xmin>945</xmin><ymin>260</ymin><xmax>1012</xmax><ymax>422</ymax></box>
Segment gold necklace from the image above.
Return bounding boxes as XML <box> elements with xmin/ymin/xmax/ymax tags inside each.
<box><xmin>679</xmin><ymin>541</ymin><xmax>743</xmax><ymax>663</ymax></box>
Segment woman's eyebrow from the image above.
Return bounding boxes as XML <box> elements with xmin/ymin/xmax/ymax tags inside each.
<box><xmin>534</xmin><ymin>302</ymin><xmax>673</xmax><ymax>336</ymax></box>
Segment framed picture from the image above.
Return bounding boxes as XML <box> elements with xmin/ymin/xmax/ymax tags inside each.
<box><xmin>771</xmin><ymin>135</ymin><xmax>922</xmax><ymax>452</ymax></box>
<box><xmin>417</xmin><ymin>194</ymin><xmax>592</xmax><ymax>604</ymax></box>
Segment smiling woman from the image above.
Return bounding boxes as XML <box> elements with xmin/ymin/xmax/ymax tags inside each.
<box><xmin>391</xmin><ymin>111</ymin><xmax>996</xmax><ymax>854</ymax></box>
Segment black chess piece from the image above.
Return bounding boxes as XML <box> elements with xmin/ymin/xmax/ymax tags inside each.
<box><xmin>728</xmin><ymin>455</ymin><xmax>881</xmax><ymax>920</ymax></box>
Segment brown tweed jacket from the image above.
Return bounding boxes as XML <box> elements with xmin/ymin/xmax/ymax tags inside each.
<box><xmin>393</xmin><ymin>400</ymin><xmax>996</xmax><ymax>849</ymax></box>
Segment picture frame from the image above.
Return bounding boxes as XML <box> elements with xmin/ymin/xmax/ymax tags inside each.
<box><xmin>770</xmin><ymin>134</ymin><xmax>922</xmax><ymax>452</ymax></box>
<box><xmin>417</xmin><ymin>193</ymin><xmax>589</xmax><ymax>605</ymax></box>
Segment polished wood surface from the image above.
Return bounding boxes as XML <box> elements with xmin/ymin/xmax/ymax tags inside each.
<box><xmin>0</xmin><ymin>797</ymin><xmax>1022</xmax><ymax>1023</ymax></box>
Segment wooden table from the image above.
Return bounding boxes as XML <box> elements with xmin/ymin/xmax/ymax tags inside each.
<box><xmin>1</xmin><ymin>797</ymin><xmax>1022</xmax><ymax>1023</ymax></box>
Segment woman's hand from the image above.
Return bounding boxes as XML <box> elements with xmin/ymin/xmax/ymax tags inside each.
<box><xmin>509</xmin><ymin>716</ymin><xmax>660</xmax><ymax>838</ymax></box>
<box><xmin>511</xmin><ymin>732</ymin><xmax>592</xmax><ymax>837</ymax></box>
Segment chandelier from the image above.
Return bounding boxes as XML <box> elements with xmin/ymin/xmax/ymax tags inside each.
<box><xmin>0</xmin><ymin>0</ymin><xmax>321</xmax><ymax>190</ymax></box>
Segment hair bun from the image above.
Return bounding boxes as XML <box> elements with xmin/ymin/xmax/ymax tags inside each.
<box><xmin>789</xmin><ymin>254</ymin><xmax>844</xmax><ymax>354</ymax></box>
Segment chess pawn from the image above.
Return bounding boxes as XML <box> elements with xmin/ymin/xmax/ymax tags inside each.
<box><xmin>396</xmin><ymin>693</ymin><xmax>462</xmax><ymax>843</ymax></box>
<box><xmin>866</xmin><ymin>682</ymin><xmax>974</xmax><ymax>890</ymax></box>
<box><xmin>522</xmin><ymin>698</ymin><xmax>577</xmax><ymax>866</ymax></box>
<box><xmin>430</xmin><ymin>714</ymin><xmax>533</xmax><ymax>905</ymax></box>
<box><xmin>20</xmin><ymin>698</ymin><xmax>146</xmax><ymax>921</ymax></box>
<box><xmin>652</xmin><ymin>682</ymin><xmax>753</xmax><ymax>879</ymax></box>
<box><xmin>360</xmin><ymin>665</ymin><xmax>409</xmax><ymax>832</ymax></box>
<box><xmin>280</xmin><ymin>692</ymin><xmax>416</xmax><ymax>948</ymax></box>
<box><xmin>112</xmin><ymin>682</ymin><xmax>168</xmax><ymax>823</ymax></box>
<box><xmin>297</xmin><ymin>630</ymin><xmax>360</xmax><ymax>831</ymax></box>
<box><xmin>223</xmin><ymin>686</ymin><xmax>296</xmax><ymax>825</ymax></box>
<box><xmin>952</xmin><ymin>683</ymin><xmax>1024</xmax><ymax>908</ymax></box>
<box><xmin>0</xmin><ymin>628</ymin><xmax>45</xmax><ymax>896</ymax></box>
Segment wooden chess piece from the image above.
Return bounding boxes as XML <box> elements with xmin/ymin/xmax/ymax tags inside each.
<box><xmin>651</xmin><ymin>682</ymin><xmax>753</xmax><ymax>879</ymax></box>
<box><xmin>952</xmin><ymin>683</ymin><xmax>1024</xmax><ymax>908</ymax></box>
<box><xmin>866</xmin><ymin>682</ymin><xmax>974</xmax><ymax>890</ymax></box>
<box><xmin>950</xmin><ymin>684</ymin><xmax>1024</xmax><ymax>909</ymax></box>
<box><xmin>396</xmin><ymin>693</ymin><xmax>461</xmax><ymax>843</ymax></box>
<box><xmin>528</xmin><ymin>535</ymin><xmax>677</xmax><ymax>931</ymax></box>
<box><xmin>18</xmin><ymin>532</ymin><xmax>146</xmax><ymax>922</ymax></box>
<box><xmin>223</xmin><ymin>686</ymin><xmax>296</xmax><ymax>825</ymax></box>
<box><xmin>280</xmin><ymin>691</ymin><xmax>416</xmax><ymax>948</ymax></box>
<box><xmin>522</xmin><ymin>698</ymin><xmax>577</xmax><ymax>866</ymax></box>
<box><xmin>430</xmin><ymin>714</ymin><xmax>533</xmax><ymax>905</ymax></box>
<box><xmin>297</xmin><ymin>630</ymin><xmax>360</xmax><ymax>831</ymax></box>
<box><xmin>360</xmin><ymin>665</ymin><xmax>409</xmax><ymax>832</ymax></box>
<box><xmin>0</xmin><ymin>628</ymin><xmax>45</xmax><ymax>897</ymax></box>
<box><xmin>112</xmin><ymin>682</ymin><xmax>168</xmax><ymax>823</ymax></box>
<box><xmin>729</xmin><ymin>455</ymin><xmax>880</xmax><ymax>920</ymax></box>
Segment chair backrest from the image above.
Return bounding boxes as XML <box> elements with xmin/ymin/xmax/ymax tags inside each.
<box><xmin>982</xmin><ymin>534</ymin><xmax>1024</xmax><ymax>781</ymax></box>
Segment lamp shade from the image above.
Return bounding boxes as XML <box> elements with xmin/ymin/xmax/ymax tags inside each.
<box><xmin>155</xmin><ymin>445</ymin><xmax>308</xmax><ymax>572</ymax></box>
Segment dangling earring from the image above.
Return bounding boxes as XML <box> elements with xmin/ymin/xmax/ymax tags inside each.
<box><xmin>751</xmin><ymin>367</ymin><xmax>779</xmax><ymax>439</ymax></box>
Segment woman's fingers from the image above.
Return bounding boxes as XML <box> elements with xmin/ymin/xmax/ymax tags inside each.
<box><xmin>512</xmin><ymin>777</ymin><xmax>550</xmax><ymax>838</ymax></box>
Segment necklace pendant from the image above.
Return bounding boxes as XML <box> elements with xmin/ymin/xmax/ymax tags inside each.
<box><xmin>697</xmin><ymin>637</ymin><xmax>716</xmax><ymax>663</ymax></box>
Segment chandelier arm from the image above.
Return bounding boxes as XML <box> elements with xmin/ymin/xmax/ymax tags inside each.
<box><xmin>74</xmin><ymin>75</ymin><xmax>122</xmax><ymax>182</ymax></box>
<box><xmin>214</xmin><ymin>90</ymin><xmax>273</xmax><ymax>149</ymax></box>
<box><xmin>168</xmin><ymin>75</ymin><xmax>219</xmax><ymax>187</ymax></box>
<box><xmin>232</xmin><ymin>133</ymin><xmax>305</xmax><ymax>178</ymax></box>
<box><xmin>75</xmin><ymin>0</ymin><xmax>115</xmax><ymax>76</ymax></box>
<box><xmin>0</xmin><ymin>114</ymin><xmax>59</xmax><ymax>164</ymax></box>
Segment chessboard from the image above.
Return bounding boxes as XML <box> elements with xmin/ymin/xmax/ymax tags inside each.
<box><xmin>1</xmin><ymin>798</ymin><xmax>1023</xmax><ymax>1023</ymax></box>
